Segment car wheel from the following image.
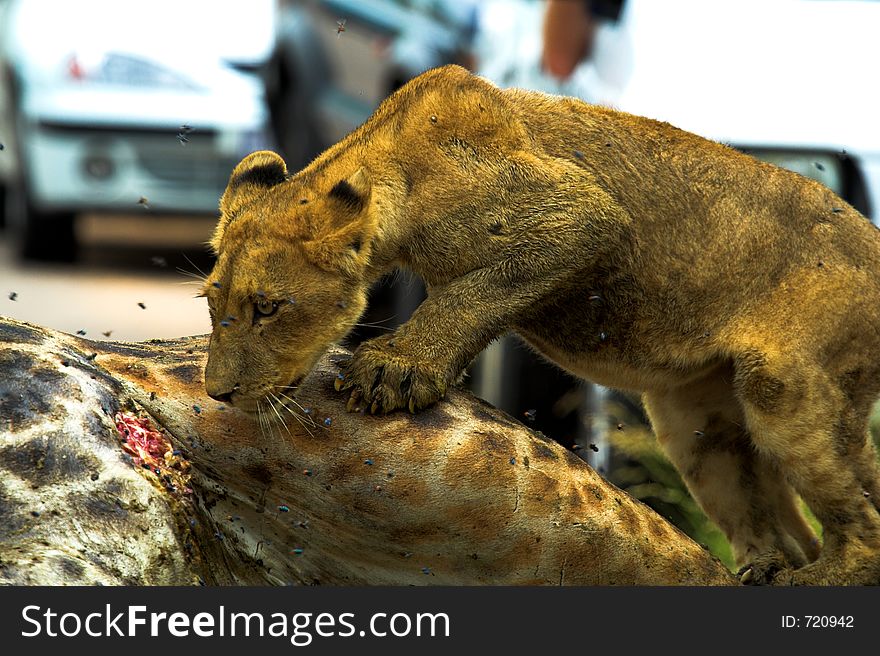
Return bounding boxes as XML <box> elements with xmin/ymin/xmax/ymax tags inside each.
<box><xmin>6</xmin><ymin>183</ymin><xmax>77</xmax><ymax>262</ymax></box>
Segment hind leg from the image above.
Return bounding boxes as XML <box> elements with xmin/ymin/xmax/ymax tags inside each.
<box><xmin>835</xmin><ymin>369</ymin><xmax>880</xmax><ymax>514</ymax></box>
<box><xmin>734</xmin><ymin>353</ymin><xmax>880</xmax><ymax>585</ymax></box>
<box><xmin>855</xmin><ymin>439</ymin><xmax>880</xmax><ymax>513</ymax></box>
<box><xmin>835</xmin><ymin>413</ymin><xmax>880</xmax><ymax>516</ymax></box>
<box><xmin>643</xmin><ymin>365</ymin><xmax>819</xmax><ymax>575</ymax></box>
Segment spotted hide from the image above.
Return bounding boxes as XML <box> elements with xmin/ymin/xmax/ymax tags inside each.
<box><xmin>0</xmin><ymin>317</ymin><xmax>734</xmax><ymax>585</ymax></box>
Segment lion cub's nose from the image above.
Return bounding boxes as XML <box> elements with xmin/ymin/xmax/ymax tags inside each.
<box><xmin>206</xmin><ymin>383</ymin><xmax>238</xmax><ymax>404</ymax></box>
<box><xmin>208</xmin><ymin>390</ymin><xmax>234</xmax><ymax>404</ymax></box>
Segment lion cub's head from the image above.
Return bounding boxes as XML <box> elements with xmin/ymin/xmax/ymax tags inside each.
<box><xmin>202</xmin><ymin>151</ymin><xmax>377</xmax><ymax>412</ymax></box>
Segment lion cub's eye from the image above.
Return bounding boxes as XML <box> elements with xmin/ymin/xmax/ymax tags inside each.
<box><xmin>254</xmin><ymin>299</ymin><xmax>280</xmax><ymax>317</ymax></box>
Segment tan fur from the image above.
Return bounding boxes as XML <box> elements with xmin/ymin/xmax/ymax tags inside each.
<box><xmin>204</xmin><ymin>65</ymin><xmax>880</xmax><ymax>584</ymax></box>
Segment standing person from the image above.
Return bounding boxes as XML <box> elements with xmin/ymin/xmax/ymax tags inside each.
<box><xmin>541</xmin><ymin>0</ymin><xmax>596</xmax><ymax>80</ymax></box>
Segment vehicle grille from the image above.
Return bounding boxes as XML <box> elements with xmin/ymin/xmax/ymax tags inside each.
<box><xmin>136</xmin><ymin>136</ymin><xmax>239</xmax><ymax>189</ymax></box>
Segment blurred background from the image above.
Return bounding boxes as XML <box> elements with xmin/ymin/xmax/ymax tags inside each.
<box><xmin>2</xmin><ymin>0</ymin><xmax>880</xmax><ymax>567</ymax></box>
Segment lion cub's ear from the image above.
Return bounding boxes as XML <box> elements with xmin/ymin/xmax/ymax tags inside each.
<box><xmin>220</xmin><ymin>150</ymin><xmax>288</xmax><ymax>216</ymax></box>
<box><xmin>212</xmin><ymin>151</ymin><xmax>288</xmax><ymax>253</ymax></box>
<box><xmin>327</xmin><ymin>167</ymin><xmax>370</xmax><ymax>213</ymax></box>
<box><xmin>303</xmin><ymin>168</ymin><xmax>376</xmax><ymax>277</ymax></box>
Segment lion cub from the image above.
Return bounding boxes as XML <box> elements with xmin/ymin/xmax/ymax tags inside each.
<box><xmin>203</xmin><ymin>65</ymin><xmax>880</xmax><ymax>585</ymax></box>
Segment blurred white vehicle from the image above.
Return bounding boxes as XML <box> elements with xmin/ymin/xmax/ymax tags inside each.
<box><xmin>0</xmin><ymin>0</ymin><xmax>273</xmax><ymax>259</ymax></box>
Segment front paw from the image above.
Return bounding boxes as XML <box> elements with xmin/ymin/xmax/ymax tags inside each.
<box><xmin>335</xmin><ymin>337</ymin><xmax>450</xmax><ymax>414</ymax></box>
<box><xmin>738</xmin><ymin>551</ymin><xmax>793</xmax><ymax>585</ymax></box>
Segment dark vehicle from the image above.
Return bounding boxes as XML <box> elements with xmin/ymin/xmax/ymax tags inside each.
<box><xmin>265</xmin><ymin>0</ymin><xmax>479</xmax><ymax>172</ymax></box>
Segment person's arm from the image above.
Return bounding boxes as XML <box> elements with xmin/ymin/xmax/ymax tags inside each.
<box><xmin>541</xmin><ymin>0</ymin><xmax>595</xmax><ymax>80</ymax></box>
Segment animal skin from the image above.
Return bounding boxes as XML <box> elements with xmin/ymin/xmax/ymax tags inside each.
<box><xmin>203</xmin><ymin>65</ymin><xmax>880</xmax><ymax>585</ymax></box>
<box><xmin>0</xmin><ymin>317</ymin><xmax>735</xmax><ymax>585</ymax></box>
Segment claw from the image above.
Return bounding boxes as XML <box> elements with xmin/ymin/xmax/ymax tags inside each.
<box><xmin>334</xmin><ymin>377</ymin><xmax>344</xmax><ymax>391</ymax></box>
<box><xmin>370</xmin><ymin>401</ymin><xmax>380</xmax><ymax>415</ymax></box>
<box><xmin>408</xmin><ymin>398</ymin><xmax>417</xmax><ymax>414</ymax></box>
<box><xmin>739</xmin><ymin>568</ymin><xmax>754</xmax><ymax>585</ymax></box>
<box><xmin>346</xmin><ymin>395</ymin><xmax>358</xmax><ymax>412</ymax></box>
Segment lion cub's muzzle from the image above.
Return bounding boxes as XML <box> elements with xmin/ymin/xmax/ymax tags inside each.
<box><xmin>205</xmin><ymin>383</ymin><xmax>238</xmax><ymax>405</ymax></box>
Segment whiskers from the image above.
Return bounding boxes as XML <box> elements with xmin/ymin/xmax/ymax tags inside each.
<box><xmin>177</xmin><ymin>269</ymin><xmax>206</xmax><ymax>283</ymax></box>
<box><xmin>177</xmin><ymin>268</ymin><xmax>208</xmax><ymax>296</ymax></box>
<box><xmin>176</xmin><ymin>253</ymin><xmax>211</xmax><ymax>294</ymax></box>
<box><xmin>259</xmin><ymin>387</ymin><xmax>318</xmax><ymax>439</ymax></box>
<box><xmin>183</xmin><ymin>253</ymin><xmax>210</xmax><ymax>279</ymax></box>
<box><xmin>352</xmin><ymin>314</ymin><xmax>398</xmax><ymax>332</ymax></box>
<box><xmin>255</xmin><ymin>399</ymin><xmax>271</xmax><ymax>441</ymax></box>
